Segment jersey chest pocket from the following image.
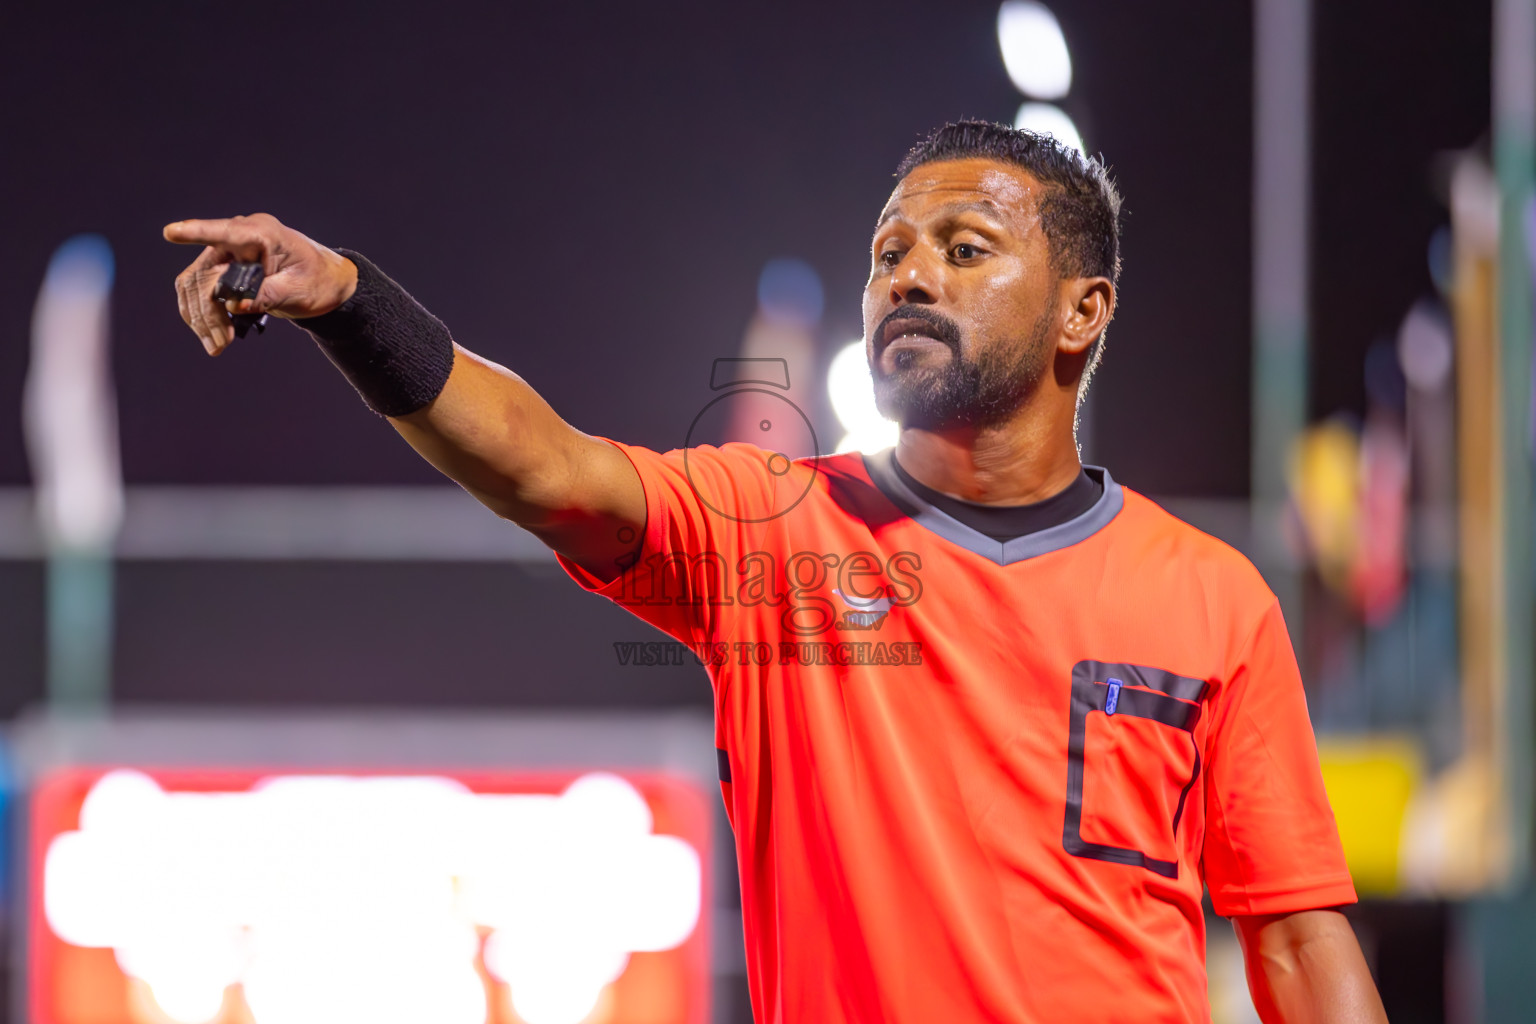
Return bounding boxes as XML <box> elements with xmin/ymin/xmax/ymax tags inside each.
<box><xmin>1063</xmin><ymin>660</ymin><xmax>1207</xmax><ymax>878</ymax></box>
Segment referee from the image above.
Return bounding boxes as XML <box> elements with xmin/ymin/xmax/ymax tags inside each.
<box><xmin>168</xmin><ymin>121</ymin><xmax>1388</xmax><ymax>1023</ymax></box>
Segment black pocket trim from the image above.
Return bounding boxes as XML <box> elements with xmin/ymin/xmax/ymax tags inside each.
<box><xmin>716</xmin><ymin>746</ymin><xmax>732</xmax><ymax>784</ymax></box>
<box><xmin>1063</xmin><ymin>660</ymin><xmax>1207</xmax><ymax>879</ymax></box>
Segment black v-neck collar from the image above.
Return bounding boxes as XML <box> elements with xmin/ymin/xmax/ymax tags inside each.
<box><xmin>890</xmin><ymin>457</ymin><xmax>1103</xmax><ymax>541</ymax></box>
<box><xmin>860</xmin><ymin>449</ymin><xmax>1124</xmax><ymax>566</ymax></box>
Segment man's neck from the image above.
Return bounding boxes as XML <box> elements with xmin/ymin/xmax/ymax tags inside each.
<box><xmin>892</xmin><ymin>417</ymin><xmax>1082</xmax><ymax>507</ymax></box>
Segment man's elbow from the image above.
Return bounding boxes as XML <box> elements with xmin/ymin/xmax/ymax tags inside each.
<box><xmin>1236</xmin><ymin>908</ymin><xmax>1387</xmax><ymax>1023</ymax></box>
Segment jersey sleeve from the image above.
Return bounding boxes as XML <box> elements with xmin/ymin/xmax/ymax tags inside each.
<box><xmin>1201</xmin><ymin>600</ymin><xmax>1359</xmax><ymax>916</ymax></box>
<box><xmin>554</xmin><ymin>439</ymin><xmax>790</xmax><ymax>648</ymax></box>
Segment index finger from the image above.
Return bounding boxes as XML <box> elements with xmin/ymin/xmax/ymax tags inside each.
<box><xmin>165</xmin><ymin>218</ymin><xmax>270</xmax><ymax>266</ymax></box>
<box><xmin>162</xmin><ymin>219</ymin><xmax>242</xmax><ymax>246</ymax></box>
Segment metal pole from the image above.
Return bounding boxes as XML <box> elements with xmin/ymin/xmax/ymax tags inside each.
<box><xmin>1468</xmin><ymin>7</ymin><xmax>1536</xmax><ymax>1021</ymax></box>
<box><xmin>1252</xmin><ymin>0</ymin><xmax>1312</xmax><ymax>635</ymax></box>
<box><xmin>45</xmin><ymin>550</ymin><xmax>115</xmax><ymax>710</ymax></box>
<box><xmin>1494</xmin><ymin>0</ymin><xmax>1535</xmax><ymax>886</ymax></box>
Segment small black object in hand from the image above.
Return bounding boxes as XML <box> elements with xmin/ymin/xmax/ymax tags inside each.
<box><xmin>214</xmin><ymin>262</ymin><xmax>270</xmax><ymax>338</ymax></box>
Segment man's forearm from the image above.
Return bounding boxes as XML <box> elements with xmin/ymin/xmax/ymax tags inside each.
<box><xmin>377</xmin><ymin>332</ymin><xmax>647</xmax><ymax>581</ymax></box>
<box><xmin>389</xmin><ymin>347</ymin><xmax>605</xmax><ymax>526</ymax></box>
<box><xmin>1236</xmin><ymin>909</ymin><xmax>1388</xmax><ymax>1024</ymax></box>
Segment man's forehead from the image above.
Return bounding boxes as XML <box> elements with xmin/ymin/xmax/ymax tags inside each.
<box><xmin>877</xmin><ymin>158</ymin><xmax>1042</xmax><ymax>228</ymax></box>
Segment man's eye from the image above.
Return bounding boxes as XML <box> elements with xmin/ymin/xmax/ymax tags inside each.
<box><xmin>952</xmin><ymin>243</ymin><xmax>982</xmax><ymax>260</ymax></box>
<box><xmin>879</xmin><ymin>250</ymin><xmax>903</xmax><ymax>267</ymax></box>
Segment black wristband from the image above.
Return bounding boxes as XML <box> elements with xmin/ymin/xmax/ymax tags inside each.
<box><xmin>294</xmin><ymin>248</ymin><xmax>455</xmax><ymax>417</ymax></box>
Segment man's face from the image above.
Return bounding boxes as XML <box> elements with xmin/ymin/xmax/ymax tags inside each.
<box><xmin>863</xmin><ymin>157</ymin><xmax>1060</xmax><ymax>431</ymax></box>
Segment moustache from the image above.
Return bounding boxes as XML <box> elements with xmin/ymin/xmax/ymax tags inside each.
<box><xmin>872</xmin><ymin>307</ymin><xmax>964</xmax><ymax>359</ymax></box>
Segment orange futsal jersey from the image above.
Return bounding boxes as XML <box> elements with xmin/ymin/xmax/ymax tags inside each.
<box><xmin>559</xmin><ymin>442</ymin><xmax>1356</xmax><ymax>1024</ymax></box>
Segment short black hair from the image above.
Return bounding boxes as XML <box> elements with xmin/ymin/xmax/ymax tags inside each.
<box><xmin>896</xmin><ymin>119</ymin><xmax>1122</xmax><ymax>285</ymax></box>
<box><xmin>896</xmin><ymin>120</ymin><xmax>1123</xmax><ymax>404</ymax></box>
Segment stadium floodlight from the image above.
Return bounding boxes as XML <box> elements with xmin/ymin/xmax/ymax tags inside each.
<box><xmin>827</xmin><ymin>341</ymin><xmax>899</xmax><ymax>454</ymax></box>
<box><xmin>1014</xmin><ymin>102</ymin><xmax>1085</xmax><ymax>156</ymax></box>
<box><xmin>996</xmin><ymin>1</ymin><xmax>1073</xmax><ymax>100</ymax></box>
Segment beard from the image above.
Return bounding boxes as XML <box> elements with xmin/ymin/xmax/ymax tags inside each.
<box><xmin>870</xmin><ymin>305</ymin><xmax>1054</xmax><ymax>431</ymax></box>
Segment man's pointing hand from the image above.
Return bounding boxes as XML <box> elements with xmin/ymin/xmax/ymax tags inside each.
<box><xmin>164</xmin><ymin>212</ymin><xmax>358</xmax><ymax>356</ymax></box>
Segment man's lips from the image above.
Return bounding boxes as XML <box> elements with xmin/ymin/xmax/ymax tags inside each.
<box><xmin>877</xmin><ymin>318</ymin><xmax>950</xmax><ymax>354</ymax></box>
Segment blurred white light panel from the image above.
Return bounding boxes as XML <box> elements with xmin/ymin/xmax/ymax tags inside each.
<box><xmin>44</xmin><ymin>770</ymin><xmax>702</xmax><ymax>1024</ymax></box>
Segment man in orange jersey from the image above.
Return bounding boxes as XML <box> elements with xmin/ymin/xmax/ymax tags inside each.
<box><xmin>168</xmin><ymin>121</ymin><xmax>1387</xmax><ymax>1023</ymax></box>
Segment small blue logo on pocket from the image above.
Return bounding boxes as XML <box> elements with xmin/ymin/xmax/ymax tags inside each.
<box><xmin>1105</xmin><ymin>678</ymin><xmax>1122</xmax><ymax>716</ymax></box>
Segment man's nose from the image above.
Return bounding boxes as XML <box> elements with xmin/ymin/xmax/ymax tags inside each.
<box><xmin>888</xmin><ymin>248</ymin><xmax>941</xmax><ymax>307</ymax></box>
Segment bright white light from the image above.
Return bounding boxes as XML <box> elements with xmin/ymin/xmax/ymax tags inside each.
<box><xmin>79</xmin><ymin>767</ymin><xmax>162</xmax><ymax>832</ymax></box>
<box><xmin>836</xmin><ymin>425</ymin><xmax>901</xmax><ymax>455</ymax></box>
<box><xmin>485</xmin><ymin>929</ymin><xmax>624</xmax><ymax>1024</ymax></box>
<box><xmin>828</xmin><ymin>341</ymin><xmax>898</xmax><ymax>455</ymax></box>
<box><xmin>118</xmin><ymin>940</ymin><xmax>238</xmax><ymax>1024</ymax></box>
<box><xmin>558</xmin><ymin>771</ymin><xmax>653</xmax><ymax>839</ymax></box>
<box><xmin>997</xmin><ymin>1</ymin><xmax>1072</xmax><ymax>100</ymax></box>
<box><xmin>1014</xmin><ymin>102</ymin><xmax>1084</xmax><ymax>156</ymax></box>
<box><xmin>44</xmin><ymin>771</ymin><xmax>703</xmax><ymax>1024</ymax></box>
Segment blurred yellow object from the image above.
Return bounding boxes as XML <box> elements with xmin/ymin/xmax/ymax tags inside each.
<box><xmin>1398</xmin><ymin>753</ymin><xmax>1509</xmax><ymax>897</ymax></box>
<box><xmin>1287</xmin><ymin>420</ymin><xmax>1361</xmax><ymax>591</ymax></box>
<box><xmin>1316</xmin><ymin>736</ymin><xmax>1423</xmax><ymax>895</ymax></box>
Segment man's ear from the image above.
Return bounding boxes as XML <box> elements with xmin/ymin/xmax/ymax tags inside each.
<box><xmin>1059</xmin><ymin>277</ymin><xmax>1115</xmax><ymax>356</ymax></box>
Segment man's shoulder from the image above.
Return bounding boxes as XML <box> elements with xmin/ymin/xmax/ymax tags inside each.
<box><xmin>1113</xmin><ymin>486</ymin><xmax>1275</xmax><ymax>603</ymax></box>
<box><xmin>656</xmin><ymin>442</ymin><xmax>857</xmax><ymax>478</ymax></box>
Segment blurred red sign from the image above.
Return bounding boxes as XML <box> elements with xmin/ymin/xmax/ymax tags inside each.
<box><xmin>28</xmin><ymin>767</ymin><xmax>711</xmax><ymax>1024</ymax></box>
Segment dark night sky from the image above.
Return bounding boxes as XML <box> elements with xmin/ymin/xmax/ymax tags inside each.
<box><xmin>0</xmin><ymin>0</ymin><xmax>1489</xmax><ymax>497</ymax></box>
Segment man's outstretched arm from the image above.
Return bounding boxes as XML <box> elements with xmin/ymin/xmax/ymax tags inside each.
<box><xmin>1234</xmin><ymin>909</ymin><xmax>1388</xmax><ymax>1024</ymax></box>
<box><xmin>165</xmin><ymin>213</ymin><xmax>644</xmax><ymax>581</ymax></box>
